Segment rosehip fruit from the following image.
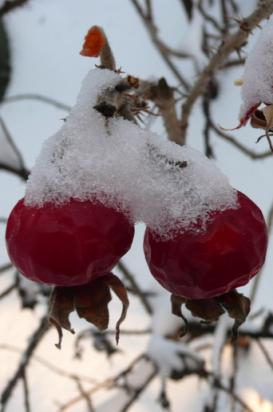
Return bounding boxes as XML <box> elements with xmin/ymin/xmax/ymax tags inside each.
<box><xmin>6</xmin><ymin>198</ymin><xmax>134</xmax><ymax>286</ymax></box>
<box><xmin>144</xmin><ymin>191</ymin><xmax>267</xmax><ymax>300</ymax></box>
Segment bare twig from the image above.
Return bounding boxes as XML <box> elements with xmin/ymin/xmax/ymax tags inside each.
<box><xmin>210</xmin><ymin>123</ymin><xmax>273</xmax><ymax>160</ymax></box>
<box><xmin>0</xmin><ymin>117</ymin><xmax>29</xmax><ymax>179</ymax></box>
<box><xmin>184</xmin><ymin>319</ymin><xmax>273</xmax><ymax>340</ymax></box>
<box><xmin>0</xmin><ymin>343</ymin><xmax>97</xmax><ymax>384</ymax></box>
<box><xmin>74</xmin><ymin>379</ymin><xmax>94</xmax><ymax>412</ymax></box>
<box><xmin>0</xmin><ymin>0</ymin><xmax>29</xmax><ymax>17</ymax></box>
<box><xmin>59</xmin><ymin>350</ymin><xmax>255</xmax><ymax>412</ymax></box>
<box><xmin>3</xmin><ymin>94</ymin><xmax>71</xmax><ymax>111</ymax></box>
<box><xmin>0</xmin><ymin>263</ymin><xmax>12</xmax><ymax>274</ymax></box>
<box><xmin>131</xmin><ymin>0</ymin><xmax>190</xmax><ymax>90</ymax></box>
<box><xmin>202</xmin><ymin>95</ymin><xmax>215</xmax><ymax>157</ymax></box>
<box><xmin>0</xmin><ymin>161</ymin><xmax>29</xmax><ymax>180</ymax></box>
<box><xmin>0</xmin><ymin>316</ymin><xmax>50</xmax><ymax>412</ymax></box>
<box><xmin>255</xmin><ymin>339</ymin><xmax>273</xmax><ymax>371</ymax></box>
<box><xmin>118</xmin><ymin>261</ymin><xmax>153</xmax><ymax>314</ymax></box>
<box><xmin>219</xmin><ymin>57</ymin><xmax>245</xmax><ymax>69</ymax></box>
<box><xmin>21</xmin><ymin>371</ymin><xmax>31</xmax><ymax>412</ymax></box>
<box><xmin>198</xmin><ymin>0</ymin><xmax>223</xmax><ymax>32</ymax></box>
<box><xmin>0</xmin><ymin>280</ymin><xmax>18</xmax><ymax>299</ymax></box>
<box><xmin>58</xmin><ymin>354</ymin><xmax>153</xmax><ymax>412</ymax></box>
<box><xmin>140</xmin><ymin>78</ymin><xmax>183</xmax><ymax>144</ymax></box>
<box><xmin>180</xmin><ymin>0</ymin><xmax>273</xmax><ymax>142</ymax></box>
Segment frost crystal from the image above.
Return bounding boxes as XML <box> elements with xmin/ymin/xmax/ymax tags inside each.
<box><xmin>26</xmin><ymin>68</ymin><xmax>237</xmax><ymax>238</ymax></box>
<box><xmin>240</xmin><ymin>17</ymin><xmax>273</xmax><ymax>119</ymax></box>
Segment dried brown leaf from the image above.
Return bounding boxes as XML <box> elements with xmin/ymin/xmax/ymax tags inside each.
<box><xmin>48</xmin><ymin>287</ymin><xmax>75</xmax><ymax>349</ymax></box>
<box><xmin>217</xmin><ymin>290</ymin><xmax>250</xmax><ymax>339</ymax></box>
<box><xmin>250</xmin><ymin>110</ymin><xmax>266</xmax><ymax>129</ymax></box>
<box><xmin>263</xmin><ymin>104</ymin><xmax>273</xmax><ymax>130</ymax></box>
<box><xmin>74</xmin><ymin>279</ymin><xmax>112</xmax><ymax>331</ymax></box>
<box><xmin>186</xmin><ymin>298</ymin><xmax>224</xmax><ymax>322</ymax></box>
<box><xmin>104</xmin><ymin>273</ymin><xmax>129</xmax><ymax>344</ymax></box>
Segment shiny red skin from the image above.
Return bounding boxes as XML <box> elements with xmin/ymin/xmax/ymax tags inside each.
<box><xmin>144</xmin><ymin>192</ymin><xmax>268</xmax><ymax>300</ymax></box>
<box><xmin>6</xmin><ymin>198</ymin><xmax>134</xmax><ymax>286</ymax></box>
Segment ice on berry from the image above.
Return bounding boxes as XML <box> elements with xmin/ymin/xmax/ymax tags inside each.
<box><xmin>25</xmin><ymin>68</ymin><xmax>237</xmax><ymax>238</ymax></box>
<box><xmin>240</xmin><ymin>17</ymin><xmax>273</xmax><ymax>119</ymax></box>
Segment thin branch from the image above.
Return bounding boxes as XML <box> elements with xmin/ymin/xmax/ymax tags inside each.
<box><xmin>204</xmin><ymin>370</ymin><xmax>255</xmax><ymax>412</ymax></box>
<box><xmin>105</xmin><ymin>328</ymin><xmax>152</xmax><ymax>336</ymax></box>
<box><xmin>0</xmin><ymin>263</ymin><xmax>13</xmax><ymax>274</ymax></box>
<box><xmin>210</xmin><ymin>123</ymin><xmax>273</xmax><ymax>160</ymax></box>
<box><xmin>120</xmin><ymin>370</ymin><xmax>156</xmax><ymax>412</ymax></box>
<box><xmin>220</xmin><ymin>0</ymin><xmax>229</xmax><ymax>35</ymax></box>
<box><xmin>198</xmin><ymin>1</ymin><xmax>223</xmax><ymax>32</ymax></box>
<box><xmin>184</xmin><ymin>320</ymin><xmax>273</xmax><ymax>340</ymax></box>
<box><xmin>0</xmin><ymin>117</ymin><xmax>29</xmax><ymax>180</ymax></box>
<box><xmin>145</xmin><ymin>0</ymin><xmax>153</xmax><ymax>21</ymax></box>
<box><xmin>74</xmin><ymin>379</ymin><xmax>94</xmax><ymax>412</ymax></box>
<box><xmin>0</xmin><ymin>161</ymin><xmax>29</xmax><ymax>180</ymax></box>
<box><xmin>0</xmin><ymin>0</ymin><xmax>29</xmax><ymax>17</ymax></box>
<box><xmin>255</xmin><ymin>339</ymin><xmax>273</xmax><ymax>371</ymax></box>
<box><xmin>21</xmin><ymin>371</ymin><xmax>31</xmax><ymax>412</ymax></box>
<box><xmin>219</xmin><ymin>57</ymin><xmax>245</xmax><ymax>69</ymax></box>
<box><xmin>0</xmin><ymin>316</ymin><xmax>50</xmax><ymax>412</ymax></box>
<box><xmin>118</xmin><ymin>261</ymin><xmax>153</xmax><ymax>315</ymax></box>
<box><xmin>202</xmin><ymin>94</ymin><xmax>215</xmax><ymax>157</ymax></box>
<box><xmin>180</xmin><ymin>0</ymin><xmax>273</xmax><ymax>142</ymax></box>
<box><xmin>131</xmin><ymin>0</ymin><xmax>190</xmax><ymax>90</ymax></box>
<box><xmin>3</xmin><ymin>94</ymin><xmax>71</xmax><ymax>112</ymax></box>
<box><xmin>229</xmin><ymin>340</ymin><xmax>239</xmax><ymax>411</ymax></box>
<box><xmin>0</xmin><ymin>343</ymin><xmax>97</xmax><ymax>384</ymax></box>
<box><xmin>58</xmin><ymin>354</ymin><xmax>152</xmax><ymax>412</ymax></box>
<box><xmin>140</xmin><ymin>78</ymin><xmax>183</xmax><ymax>144</ymax></box>
<box><xmin>59</xmin><ymin>351</ymin><xmax>255</xmax><ymax>412</ymax></box>
<box><xmin>0</xmin><ymin>280</ymin><xmax>17</xmax><ymax>299</ymax></box>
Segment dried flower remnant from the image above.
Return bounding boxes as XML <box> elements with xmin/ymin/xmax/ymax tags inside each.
<box><xmin>80</xmin><ymin>26</ymin><xmax>106</xmax><ymax>57</ymax></box>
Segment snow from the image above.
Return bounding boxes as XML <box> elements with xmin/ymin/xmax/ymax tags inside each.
<box><xmin>150</xmin><ymin>287</ymin><xmax>182</xmax><ymax>336</ymax></box>
<box><xmin>25</xmin><ymin>68</ymin><xmax>237</xmax><ymax>238</ymax></box>
<box><xmin>147</xmin><ymin>335</ymin><xmax>202</xmax><ymax>378</ymax></box>
<box><xmin>240</xmin><ymin>17</ymin><xmax>273</xmax><ymax>118</ymax></box>
<box><xmin>211</xmin><ymin>315</ymin><xmax>231</xmax><ymax>375</ymax></box>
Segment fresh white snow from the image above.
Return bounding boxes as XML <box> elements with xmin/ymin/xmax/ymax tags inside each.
<box><xmin>240</xmin><ymin>17</ymin><xmax>273</xmax><ymax>119</ymax></box>
<box><xmin>25</xmin><ymin>68</ymin><xmax>237</xmax><ymax>238</ymax></box>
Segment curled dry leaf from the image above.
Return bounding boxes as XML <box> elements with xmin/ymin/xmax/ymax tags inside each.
<box><xmin>171</xmin><ymin>289</ymin><xmax>250</xmax><ymax>339</ymax></box>
<box><xmin>263</xmin><ymin>104</ymin><xmax>273</xmax><ymax>130</ymax></box>
<box><xmin>48</xmin><ymin>287</ymin><xmax>75</xmax><ymax>349</ymax></box>
<box><xmin>185</xmin><ymin>298</ymin><xmax>225</xmax><ymax>322</ymax></box>
<box><xmin>48</xmin><ymin>273</ymin><xmax>129</xmax><ymax>349</ymax></box>
<box><xmin>216</xmin><ymin>290</ymin><xmax>250</xmax><ymax>339</ymax></box>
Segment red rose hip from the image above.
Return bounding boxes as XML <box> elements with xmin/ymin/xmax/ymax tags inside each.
<box><xmin>144</xmin><ymin>191</ymin><xmax>267</xmax><ymax>300</ymax></box>
<box><xmin>6</xmin><ymin>198</ymin><xmax>134</xmax><ymax>286</ymax></box>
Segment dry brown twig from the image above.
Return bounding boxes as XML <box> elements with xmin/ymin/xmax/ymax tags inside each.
<box><xmin>131</xmin><ymin>0</ymin><xmax>192</xmax><ymax>91</ymax></box>
<box><xmin>180</xmin><ymin>0</ymin><xmax>273</xmax><ymax>144</ymax></box>
<box><xmin>0</xmin><ymin>0</ymin><xmax>29</xmax><ymax>17</ymax></box>
<box><xmin>0</xmin><ymin>316</ymin><xmax>50</xmax><ymax>412</ymax></box>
